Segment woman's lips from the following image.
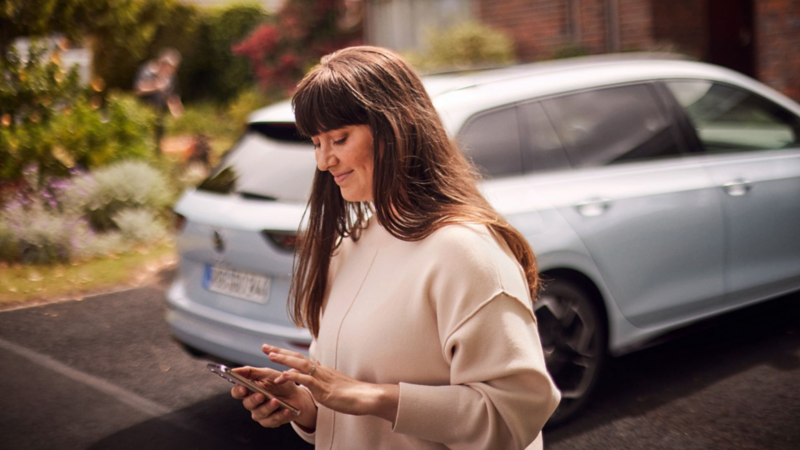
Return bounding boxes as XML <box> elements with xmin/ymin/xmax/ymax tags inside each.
<box><xmin>333</xmin><ymin>171</ymin><xmax>353</xmax><ymax>184</ymax></box>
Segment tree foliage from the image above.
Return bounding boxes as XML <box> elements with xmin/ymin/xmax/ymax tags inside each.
<box><xmin>0</xmin><ymin>42</ymin><xmax>156</xmax><ymax>184</ymax></box>
<box><xmin>92</xmin><ymin>2</ymin><xmax>269</xmax><ymax>103</ymax></box>
<box><xmin>0</xmin><ymin>0</ymin><xmax>178</xmax><ymax>62</ymax></box>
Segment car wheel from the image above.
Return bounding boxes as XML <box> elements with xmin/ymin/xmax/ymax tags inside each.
<box><xmin>534</xmin><ymin>278</ymin><xmax>607</xmax><ymax>426</ymax></box>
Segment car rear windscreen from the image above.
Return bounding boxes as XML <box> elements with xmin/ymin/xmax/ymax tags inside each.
<box><xmin>197</xmin><ymin>122</ymin><xmax>317</xmax><ymax>203</ymax></box>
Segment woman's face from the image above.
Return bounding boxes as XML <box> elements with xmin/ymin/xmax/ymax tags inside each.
<box><xmin>312</xmin><ymin>124</ymin><xmax>375</xmax><ymax>202</ymax></box>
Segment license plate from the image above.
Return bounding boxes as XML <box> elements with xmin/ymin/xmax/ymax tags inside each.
<box><xmin>203</xmin><ymin>265</ymin><xmax>271</xmax><ymax>303</ymax></box>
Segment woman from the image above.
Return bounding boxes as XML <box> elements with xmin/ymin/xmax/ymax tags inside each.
<box><xmin>231</xmin><ymin>46</ymin><xmax>560</xmax><ymax>449</ymax></box>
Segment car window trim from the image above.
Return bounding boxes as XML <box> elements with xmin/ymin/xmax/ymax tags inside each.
<box><xmin>516</xmin><ymin>101</ymin><xmax>574</xmax><ymax>173</ymax></box>
<box><xmin>651</xmin><ymin>81</ymin><xmax>706</xmax><ymax>156</ymax></box>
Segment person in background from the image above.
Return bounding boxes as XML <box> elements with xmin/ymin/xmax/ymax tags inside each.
<box><xmin>230</xmin><ymin>46</ymin><xmax>561</xmax><ymax>449</ymax></box>
<box><xmin>135</xmin><ymin>47</ymin><xmax>184</xmax><ymax>154</ymax></box>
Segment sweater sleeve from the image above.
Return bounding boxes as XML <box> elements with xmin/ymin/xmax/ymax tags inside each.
<box><xmin>392</xmin><ymin>291</ymin><xmax>561</xmax><ymax>449</ymax></box>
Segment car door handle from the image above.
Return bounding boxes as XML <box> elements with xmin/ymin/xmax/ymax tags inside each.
<box><xmin>723</xmin><ymin>179</ymin><xmax>752</xmax><ymax>197</ymax></box>
<box><xmin>575</xmin><ymin>197</ymin><xmax>611</xmax><ymax>217</ymax></box>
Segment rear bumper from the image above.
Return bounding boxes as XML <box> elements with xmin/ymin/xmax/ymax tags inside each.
<box><xmin>165</xmin><ymin>279</ymin><xmax>312</xmax><ymax>368</ymax></box>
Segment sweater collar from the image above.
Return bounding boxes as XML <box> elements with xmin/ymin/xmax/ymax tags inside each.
<box><xmin>356</xmin><ymin>214</ymin><xmax>399</xmax><ymax>249</ymax></box>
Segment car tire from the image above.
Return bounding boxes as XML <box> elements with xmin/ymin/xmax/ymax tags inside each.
<box><xmin>534</xmin><ymin>278</ymin><xmax>607</xmax><ymax>427</ymax></box>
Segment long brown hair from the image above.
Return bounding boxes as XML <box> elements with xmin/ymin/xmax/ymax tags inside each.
<box><xmin>289</xmin><ymin>46</ymin><xmax>539</xmax><ymax>337</ymax></box>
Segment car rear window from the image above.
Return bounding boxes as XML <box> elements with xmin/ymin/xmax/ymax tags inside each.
<box><xmin>197</xmin><ymin>123</ymin><xmax>317</xmax><ymax>203</ymax></box>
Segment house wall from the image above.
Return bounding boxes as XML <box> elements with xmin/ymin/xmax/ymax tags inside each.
<box><xmin>617</xmin><ymin>0</ymin><xmax>653</xmax><ymax>51</ymax></box>
<box><xmin>754</xmin><ymin>0</ymin><xmax>800</xmax><ymax>101</ymax></box>
<box><xmin>477</xmin><ymin>0</ymin><xmax>653</xmax><ymax>61</ymax></box>
<box><xmin>478</xmin><ymin>0</ymin><xmax>569</xmax><ymax>60</ymax></box>
<box><xmin>365</xmin><ymin>0</ymin><xmax>476</xmax><ymax>51</ymax></box>
<box><xmin>480</xmin><ymin>0</ymin><xmax>800</xmax><ymax>102</ymax></box>
<box><xmin>651</xmin><ymin>0</ymin><xmax>708</xmax><ymax>59</ymax></box>
<box><xmin>363</xmin><ymin>0</ymin><xmax>800</xmax><ymax>102</ymax></box>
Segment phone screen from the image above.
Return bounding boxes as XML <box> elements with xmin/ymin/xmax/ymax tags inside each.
<box><xmin>207</xmin><ymin>363</ymin><xmax>301</xmax><ymax>416</ymax></box>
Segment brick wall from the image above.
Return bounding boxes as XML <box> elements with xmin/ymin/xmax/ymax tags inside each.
<box><xmin>478</xmin><ymin>0</ymin><xmax>570</xmax><ymax>61</ymax></box>
<box><xmin>651</xmin><ymin>0</ymin><xmax>708</xmax><ymax>59</ymax></box>
<box><xmin>754</xmin><ymin>0</ymin><xmax>800</xmax><ymax>101</ymax></box>
<box><xmin>577</xmin><ymin>0</ymin><xmax>607</xmax><ymax>53</ymax></box>
<box><xmin>478</xmin><ymin>0</ymin><xmax>656</xmax><ymax>60</ymax></box>
<box><xmin>478</xmin><ymin>0</ymin><xmax>800</xmax><ymax>102</ymax></box>
<box><xmin>618</xmin><ymin>0</ymin><xmax>653</xmax><ymax>50</ymax></box>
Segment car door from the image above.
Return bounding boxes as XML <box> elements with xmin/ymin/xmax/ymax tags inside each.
<box><xmin>529</xmin><ymin>83</ymin><xmax>726</xmax><ymax>328</ymax></box>
<box><xmin>665</xmin><ymin>80</ymin><xmax>800</xmax><ymax>307</ymax></box>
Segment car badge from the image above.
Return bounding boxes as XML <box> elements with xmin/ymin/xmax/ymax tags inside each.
<box><xmin>212</xmin><ymin>230</ymin><xmax>225</xmax><ymax>253</ymax></box>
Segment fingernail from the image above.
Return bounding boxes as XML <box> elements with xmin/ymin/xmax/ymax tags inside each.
<box><xmin>254</xmin><ymin>394</ymin><xmax>263</xmax><ymax>403</ymax></box>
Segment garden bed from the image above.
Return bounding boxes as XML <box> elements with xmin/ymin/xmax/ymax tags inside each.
<box><xmin>0</xmin><ymin>242</ymin><xmax>176</xmax><ymax>310</ymax></box>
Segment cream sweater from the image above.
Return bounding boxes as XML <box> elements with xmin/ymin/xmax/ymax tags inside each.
<box><xmin>291</xmin><ymin>216</ymin><xmax>561</xmax><ymax>449</ymax></box>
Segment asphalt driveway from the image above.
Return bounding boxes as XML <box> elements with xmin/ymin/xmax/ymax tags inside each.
<box><xmin>0</xmin><ymin>272</ymin><xmax>798</xmax><ymax>449</ymax></box>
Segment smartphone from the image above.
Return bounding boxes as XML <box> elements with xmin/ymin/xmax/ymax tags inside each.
<box><xmin>207</xmin><ymin>363</ymin><xmax>301</xmax><ymax>416</ymax></box>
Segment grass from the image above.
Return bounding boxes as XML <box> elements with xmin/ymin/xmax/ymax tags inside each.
<box><xmin>0</xmin><ymin>242</ymin><xmax>177</xmax><ymax>309</ymax></box>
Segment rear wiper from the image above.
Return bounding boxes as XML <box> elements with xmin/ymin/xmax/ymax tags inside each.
<box><xmin>239</xmin><ymin>192</ymin><xmax>277</xmax><ymax>202</ymax></box>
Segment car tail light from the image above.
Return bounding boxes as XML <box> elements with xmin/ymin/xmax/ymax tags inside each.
<box><xmin>261</xmin><ymin>230</ymin><xmax>298</xmax><ymax>252</ymax></box>
<box><xmin>174</xmin><ymin>212</ymin><xmax>187</xmax><ymax>233</ymax></box>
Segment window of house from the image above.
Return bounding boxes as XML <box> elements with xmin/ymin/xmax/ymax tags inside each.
<box><xmin>666</xmin><ymin>80</ymin><xmax>800</xmax><ymax>153</ymax></box>
<box><xmin>541</xmin><ymin>84</ymin><xmax>683</xmax><ymax>167</ymax></box>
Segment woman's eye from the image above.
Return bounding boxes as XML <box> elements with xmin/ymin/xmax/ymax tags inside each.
<box><xmin>334</xmin><ymin>136</ymin><xmax>348</xmax><ymax>145</ymax></box>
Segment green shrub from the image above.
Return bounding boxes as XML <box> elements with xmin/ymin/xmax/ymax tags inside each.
<box><xmin>227</xmin><ymin>87</ymin><xmax>272</xmax><ymax>130</ymax></box>
<box><xmin>198</xmin><ymin>3</ymin><xmax>269</xmax><ymax>103</ymax></box>
<box><xmin>406</xmin><ymin>21</ymin><xmax>516</xmax><ymax>72</ymax></box>
<box><xmin>73</xmin><ymin>228</ymin><xmax>127</xmax><ymax>259</ymax></box>
<box><xmin>0</xmin><ymin>160</ymin><xmax>176</xmax><ymax>264</ymax></box>
<box><xmin>67</xmin><ymin>160</ymin><xmax>174</xmax><ymax>231</ymax></box>
<box><xmin>91</xmin><ymin>0</ymin><xmax>192</xmax><ymax>96</ymax></box>
<box><xmin>552</xmin><ymin>42</ymin><xmax>591</xmax><ymax>60</ymax></box>
<box><xmin>48</xmin><ymin>92</ymin><xmax>157</xmax><ymax>169</ymax></box>
<box><xmin>113</xmin><ymin>208</ymin><xmax>170</xmax><ymax>246</ymax></box>
<box><xmin>93</xmin><ymin>2</ymin><xmax>269</xmax><ymax>104</ymax></box>
<box><xmin>0</xmin><ymin>215</ymin><xmax>16</xmax><ymax>261</ymax></box>
<box><xmin>1</xmin><ymin>42</ymin><xmax>158</xmax><ymax>184</ymax></box>
<box><xmin>0</xmin><ymin>197</ymin><xmax>86</xmax><ymax>264</ymax></box>
<box><xmin>1</xmin><ymin>42</ymin><xmax>84</xmax><ymax>182</ymax></box>
<box><xmin>165</xmin><ymin>102</ymin><xmax>240</xmax><ymax>140</ymax></box>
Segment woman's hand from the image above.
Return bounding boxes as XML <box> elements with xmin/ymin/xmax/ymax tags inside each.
<box><xmin>230</xmin><ymin>365</ymin><xmax>317</xmax><ymax>431</ymax></box>
<box><xmin>263</xmin><ymin>344</ymin><xmax>400</xmax><ymax>424</ymax></box>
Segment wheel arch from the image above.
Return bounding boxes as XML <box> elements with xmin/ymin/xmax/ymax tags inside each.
<box><xmin>539</xmin><ymin>267</ymin><xmax>610</xmax><ymax>347</ymax></box>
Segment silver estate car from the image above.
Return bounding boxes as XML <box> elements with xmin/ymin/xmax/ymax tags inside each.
<box><xmin>167</xmin><ymin>54</ymin><xmax>800</xmax><ymax>424</ymax></box>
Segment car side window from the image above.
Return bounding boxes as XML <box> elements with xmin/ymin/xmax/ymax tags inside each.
<box><xmin>541</xmin><ymin>84</ymin><xmax>683</xmax><ymax>167</ymax></box>
<box><xmin>517</xmin><ymin>102</ymin><xmax>572</xmax><ymax>173</ymax></box>
<box><xmin>457</xmin><ymin>106</ymin><xmax>523</xmax><ymax>178</ymax></box>
<box><xmin>666</xmin><ymin>80</ymin><xmax>800</xmax><ymax>153</ymax></box>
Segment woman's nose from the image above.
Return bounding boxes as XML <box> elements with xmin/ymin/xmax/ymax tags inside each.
<box><xmin>315</xmin><ymin>146</ymin><xmax>337</xmax><ymax>172</ymax></box>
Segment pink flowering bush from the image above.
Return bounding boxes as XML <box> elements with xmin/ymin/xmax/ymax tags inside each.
<box><xmin>233</xmin><ymin>0</ymin><xmax>362</xmax><ymax>97</ymax></box>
